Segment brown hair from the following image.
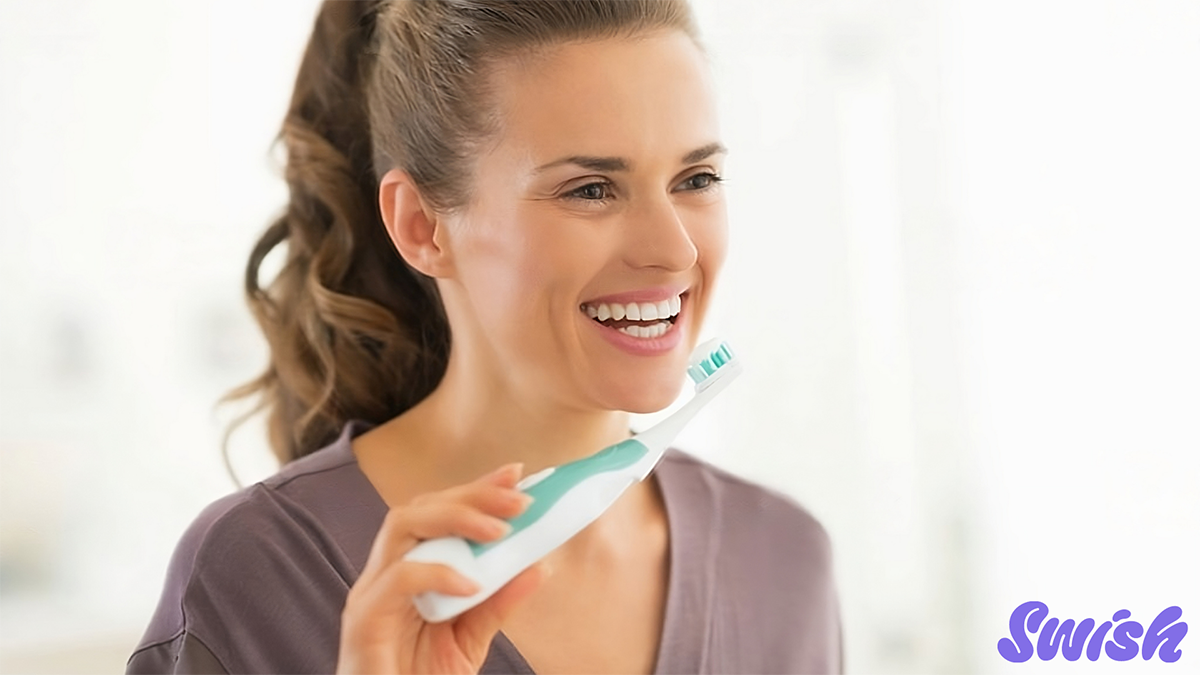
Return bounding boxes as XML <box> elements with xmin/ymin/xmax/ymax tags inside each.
<box><xmin>218</xmin><ymin>0</ymin><xmax>699</xmax><ymax>486</ymax></box>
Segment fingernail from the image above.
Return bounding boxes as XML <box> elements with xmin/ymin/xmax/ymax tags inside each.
<box><xmin>493</xmin><ymin>462</ymin><xmax>523</xmax><ymax>477</ymax></box>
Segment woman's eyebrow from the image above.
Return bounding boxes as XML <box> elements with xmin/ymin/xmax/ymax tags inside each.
<box><xmin>533</xmin><ymin>142</ymin><xmax>728</xmax><ymax>174</ymax></box>
<box><xmin>681</xmin><ymin>142</ymin><xmax>727</xmax><ymax>164</ymax></box>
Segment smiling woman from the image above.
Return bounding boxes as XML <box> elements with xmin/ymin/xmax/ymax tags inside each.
<box><xmin>125</xmin><ymin>2</ymin><xmax>842</xmax><ymax>674</ymax></box>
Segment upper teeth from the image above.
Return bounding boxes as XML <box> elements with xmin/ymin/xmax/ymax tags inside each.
<box><xmin>582</xmin><ymin>295</ymin><xmax>682</xmax><ymax>322</ymax></box>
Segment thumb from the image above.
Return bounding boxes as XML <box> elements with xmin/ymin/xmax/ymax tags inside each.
<box><xmin>454</xmin><ymin>559</ymin><xmax>552</xmax><ymax>657</ymax></box>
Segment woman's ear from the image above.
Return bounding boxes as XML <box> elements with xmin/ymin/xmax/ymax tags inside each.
<box><xmin>378</xmin><ymin>168</ymin><xmax>454</xmax><ymax>278</ymax></box>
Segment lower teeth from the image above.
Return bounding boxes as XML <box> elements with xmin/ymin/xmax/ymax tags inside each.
<box><xmin>616</xmin><ymin>321</ymin><xmax>672</xmax><ymax>338</ymax></box>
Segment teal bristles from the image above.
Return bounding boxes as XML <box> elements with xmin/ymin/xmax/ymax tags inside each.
<box><xmin>687</xmin><ymin>341</ymin><xmax>735</xmax><ymax>385</ymax></box>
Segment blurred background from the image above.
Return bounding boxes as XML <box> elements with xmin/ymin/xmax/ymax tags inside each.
<box><xmin>1</xmin><ymin>0</ymin><xmax>1196</xmax><ymax>673</ymax></box>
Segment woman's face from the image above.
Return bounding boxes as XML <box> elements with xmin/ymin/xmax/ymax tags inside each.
<box><xmin>442</xmin><ymin>30</ymin><xmax>727</xmax><ymax>414</ymax></box>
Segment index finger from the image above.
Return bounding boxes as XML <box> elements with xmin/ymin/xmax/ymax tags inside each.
<box><xmin>359</xmin><ymin>462</ymin><xmax>527</xmax><ymax>580</ymax></box>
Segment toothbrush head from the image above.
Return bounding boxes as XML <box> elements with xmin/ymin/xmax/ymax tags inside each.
<box><xmin>686</xmin><ymin>338</ymin><xmax>742</xmax><ymax>393</ymax></box>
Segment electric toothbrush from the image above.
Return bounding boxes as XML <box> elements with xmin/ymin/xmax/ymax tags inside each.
<box><xmin>401</xmin><ymin>338</ymin><xmax>742</xmax><ymax>623</ymax></box>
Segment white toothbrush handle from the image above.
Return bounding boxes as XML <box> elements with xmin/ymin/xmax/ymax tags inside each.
<box><xmin>403</xmin><ymin>469</ymin><xmax>636</xmax><ymax>623</ymax></box>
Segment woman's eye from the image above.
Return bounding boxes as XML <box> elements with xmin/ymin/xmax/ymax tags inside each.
<box><xmin>679</xmin><ymin>172</ymin><xmax>724</xmax><ymax>192</ymax></box>
<box><xmin>565</xmin><ymin>181</ymin><xmax>613</xmax><ymax>201</ymax></box>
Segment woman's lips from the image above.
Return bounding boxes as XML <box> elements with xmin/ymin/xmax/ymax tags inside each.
<box><xmin>580</xmin><ymin>292</ymin><xmax>688</xmax><ymax>356</ymax></box>
<box><xmin>580</xmin><ymin>285</ymin><xmax>689</xmax><ymax>306</ymax></box>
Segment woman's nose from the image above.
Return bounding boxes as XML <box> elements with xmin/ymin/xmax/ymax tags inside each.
<box><xmin>621</xmin><ymin>194</ymin><xmax>699</xmax><ymax>272</ymax></box>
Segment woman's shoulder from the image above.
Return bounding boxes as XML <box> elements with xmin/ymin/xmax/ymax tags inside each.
<box><xmin>129</xmin><ymin>427</ymin><xmax>376</xmax><ymax>673</ymax></box>
<box><xmin>658</xmin><ymin>448</ymin><xmax>842</xmax><ymax>673</ymax></box>
<box><xmin>658</xmin><ymin>447</ymin><xmax>833</xmax><ymax>561</ymax></box>
<box><xmin>170</xmin><ymin>431</ymin><xmax>371</xmax><ymax>568</ymax></box>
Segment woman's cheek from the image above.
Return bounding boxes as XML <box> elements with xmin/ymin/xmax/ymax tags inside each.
<box><xmin>456</xmin><ymin>215</ymin><xmax>543</xmax><ymax>304</ymax></box>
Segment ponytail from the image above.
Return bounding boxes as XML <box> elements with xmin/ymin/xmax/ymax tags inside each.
<box><xmin>218</xmin><ymin>0</ymin><xmax>449</xmax><ymax>482</ymax></box>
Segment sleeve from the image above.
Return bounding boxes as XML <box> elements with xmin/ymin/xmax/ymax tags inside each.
<box><xmin>837</xmin><ymin>607</ymin><xmax>846</xmax><ymax>675</ymax></box>
<box><xmin>125</xmin><ymin>488</ymin><xmax>348</xmax><ymax>674</ymax></box>
<box><xmin>777</xmin><ymin>493</ymin><xmax>842</xmax><ymax>675</ymax></box>
<box><xmin>126</xmin><ymin>631</ymin><xmax>229</xmax><ymax>674</ymax></box>
<box><xmin>734</xmin><ymin>484</ymin><xmax>843</xmax><ymax>674</ymax></box>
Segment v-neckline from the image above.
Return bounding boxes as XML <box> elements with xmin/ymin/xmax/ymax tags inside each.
<box><xmin>492</xmin><ymin>465</ymin><xmax>680</xmax><ymax>675</ymax></box>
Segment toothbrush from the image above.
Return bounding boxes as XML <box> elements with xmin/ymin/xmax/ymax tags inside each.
<box><xmin>401</xmin><ymin>338</ymin><xmax>743</xmax><ymax>623</ymax></box>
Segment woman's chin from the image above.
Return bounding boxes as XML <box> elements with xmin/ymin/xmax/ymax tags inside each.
<box><xmin>598</xmin><ymin>377</ymin><xmax>686</xmax><ymax>415</ymax></box>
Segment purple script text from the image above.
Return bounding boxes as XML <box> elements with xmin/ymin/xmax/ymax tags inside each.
<box><xmin>998</xmin><ymin>601</ymin><xmax>1187</xmax><ymax>663</ymax></box>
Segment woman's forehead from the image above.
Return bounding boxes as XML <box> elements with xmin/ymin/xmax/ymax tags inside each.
<box><xmin>483</xmin><ymin>31</ymin><xmax>720</xmax><ymax>172</ymax></box>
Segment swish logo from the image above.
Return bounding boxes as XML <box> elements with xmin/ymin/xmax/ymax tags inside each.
<box><xmin>998</xmin><ymin>601</ymin><xmax>1187</xmax><ymax>663</ymax></box>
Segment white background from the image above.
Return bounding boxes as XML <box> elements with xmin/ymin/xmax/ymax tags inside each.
<box><xmin>1</xmin><ymin>0</ymin><xmax>1197</xmax><ymax>672</ymax></box>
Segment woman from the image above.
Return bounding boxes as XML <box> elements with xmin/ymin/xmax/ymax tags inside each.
<box><xmin>126</xmin><ymin>1</ymin><xmax>842</xmax><ymax>673</ymax></box>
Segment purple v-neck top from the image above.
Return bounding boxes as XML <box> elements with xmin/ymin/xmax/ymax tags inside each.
<box><xmin>126</xmin><ymin>420</ymin><xmax>842</xmax><ymax>674</ymax></box>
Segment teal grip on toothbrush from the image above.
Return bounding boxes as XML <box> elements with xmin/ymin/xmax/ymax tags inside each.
<box><xmin>467</xmin><ymin>438</ymin><xmax>649</xmax><ymax>556</ymax></box>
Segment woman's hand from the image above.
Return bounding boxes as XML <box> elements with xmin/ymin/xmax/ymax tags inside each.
<box><xmin>336</xmin><ymin>462</ymin><xmax>551</xmax><ymax>674</ymax></box>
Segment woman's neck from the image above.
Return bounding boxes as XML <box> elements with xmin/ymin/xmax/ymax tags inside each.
<box><xmin>381</xmin><ymin>348</ymin><xmax>635</xmax><ymax>491</ymax></box>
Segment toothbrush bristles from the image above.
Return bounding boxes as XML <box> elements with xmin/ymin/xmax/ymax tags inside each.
<box><xmin>687</xmin><ymin>341</ymin><xmax>736</xmax><ymax>384</ymax></box>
